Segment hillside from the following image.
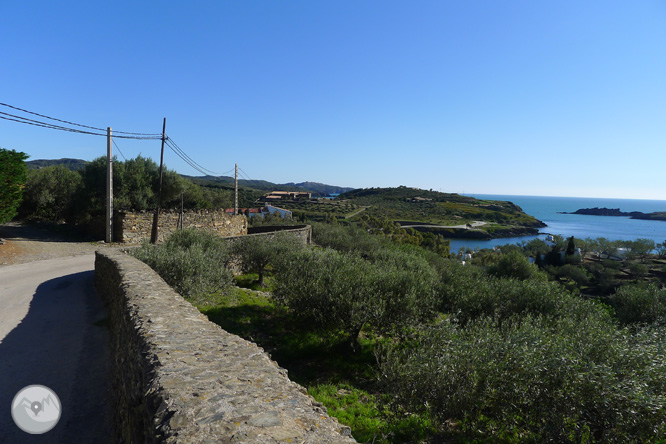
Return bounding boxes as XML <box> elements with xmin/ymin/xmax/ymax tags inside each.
<box><xmin>27</xmin><ymin>158</ymin><xmax>88</xmax><ymax>170</ymax></box>
<box><xmin>280</xmin><ymin>186</ymin><xmax>546</xmax><ymax>239</ymax></box>
<box><xmin>180</xmin><ymin>175</ymin><xmax>353</xmax><ymax>197</ymax></box>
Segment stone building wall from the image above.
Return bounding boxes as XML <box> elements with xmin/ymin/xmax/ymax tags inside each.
<box><xmin>94</xmin><ymin>249</ymin><xmax>356</xmax><ymax>443</ymax></box>
<box><xmin>119</xmin><ymin>210</ymin><xmax>247</xmax><ymax>244</ymax></box>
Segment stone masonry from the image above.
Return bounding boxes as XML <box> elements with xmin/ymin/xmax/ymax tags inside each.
<box><xmin>94</xmin><ymin>249</ymin><xmax>356</xmax><ymax>443</ymax></box>
<box><xmin>120</xmin><ymin>210</ymin><xmax>247</xmax><ymax>244</ymax></box>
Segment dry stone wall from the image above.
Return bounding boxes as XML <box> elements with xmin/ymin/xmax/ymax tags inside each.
<box><xmin>120</xmin><ymin>210</ymin><xmax>247</xmax><ymax>244</ymax></box>
<box><xmin>94</xmin><ymin>249</ymin><xmax>356</xmax><ymax>443</ymax></box>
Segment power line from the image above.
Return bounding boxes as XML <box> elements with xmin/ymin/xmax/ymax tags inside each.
<box><xmin>165</xmin><ymin>138</ymin><xmax>210</xmax><ymax>176</ymax></box>
<box><xmin>0</xmin><ymin>112</ymin><xmax>161</xmax><ymax>139</ymax></box>
<box><xmin>112</xmin><ymin>139</ymin><xmax>127</xmax><ymax>161</ymax></box>
<box><xmin>237</xmin><ymin>166</ymin><xmax>265</xmax><ymax>188</ymax></box>
<box><xmin>0</xmin><ymin>113</ymin><xmax>108</xmax><ymax>136</ymax></box>
<box><xmin>0</xmin><ymin>102</ymin><xmax>162</xmax><ymax>136</ymax></box>
<box><xmin>165</xmin><ymin>136</ymin><xmax>221</xmax><ymax>175</ymax></box>
<box><xmin>1</xmin><ymin>103</ymin><xmax>231</xmax><ymax>177</ymax></box>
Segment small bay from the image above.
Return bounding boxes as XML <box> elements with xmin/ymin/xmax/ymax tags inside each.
<box><xmin>450</xmin><ymin>194</ymin><xmax>666</xmax><ymax>253</ymax></box>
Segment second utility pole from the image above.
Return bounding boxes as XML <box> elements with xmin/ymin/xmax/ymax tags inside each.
<box><xmin>234</xmin><ymin>163</ymin><xmax>238</xmax><ymax>215</ymax></box>
<box><xmin>106</xmin><ymin>127</ymin><xmax>113</xmax><ymax>243</ymax></box>
<box><xmin>151</xmin><ymin>118</ymin><xmax>167</xmax><ymax>244</ymax></box>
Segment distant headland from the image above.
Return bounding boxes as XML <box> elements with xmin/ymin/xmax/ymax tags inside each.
<box><xmin>561</xmin><ymin>207</ymin><xmax>666</xmax><ymax>221</ymax></box>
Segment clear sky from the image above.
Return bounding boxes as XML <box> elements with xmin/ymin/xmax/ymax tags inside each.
<box><xmin>2</xmin><ymin>1</ymin><xmax>665</xmax><ymax>199</ymax></box>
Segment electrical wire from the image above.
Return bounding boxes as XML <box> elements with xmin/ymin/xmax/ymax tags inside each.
<box><xmin>0</xmin><ymin>102</ymin><xmax>162</xmax><ymax>136</ymax></box>
<box><xmin>165</xmin><ymin>136</ymin><xmax>221</xmax><ymax>175</ymax></box>
<box><xmin>0</xmin><ymin>112</ymin><xmax>162</xmax><ymax>139</ymax></box>
<box><xmin>237</xmin><ymin>166</ymin><xmax>265</xmax><ymax>188</ymax></box>
<box><xmin>165</xmin><ymin>139</ymin><xmax>211</xmax><ymax>176</ymax></box>
<box><xmin>1</xmin><ymin>103</ymin><xmax>234</xmax><ymax>177</ymax></box>
<box><xmin>112</xmin><ymin>139</ymin><xmax>127</xmax><ymax>161</ymax></box>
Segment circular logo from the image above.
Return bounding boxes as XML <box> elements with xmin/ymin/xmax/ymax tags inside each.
<box><xmin>11</xmin><ymin>385</ymin><xmax>61</xmax><ymax>434</ymax></box>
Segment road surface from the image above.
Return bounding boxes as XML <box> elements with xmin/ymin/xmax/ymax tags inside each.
<box><xmin>0</xmin><ymin>254</ymin><xmax>113</xmax><ymax>443</ymax></box>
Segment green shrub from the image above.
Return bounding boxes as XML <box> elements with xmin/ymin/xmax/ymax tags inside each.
<box><xmin>487</xmin><ymin>250</ymin><xmax>541</xmax><ymax>280</ymax></box>
<box><xmin>439</xmin><ymin>265</ymin><xmax>602</xmax><ymax>326</ymax></box>
<box><xmin>609</xmin><ymin>283</ymin><xmax>666</xmax><ymax>325</ymax></box>
<box><xmin>629</xmin><ymin>262</ymin><xmax>649</xmax><ymax>279</ymax></box>
<box><xmin>272</xmin><ymin>247</ymin><xmax>438</xmax><ymax>348</ymax></box>
<box><xmin>557</xmin><ymin>264</ymin><xmax>592</xmax><ymax>287</ymax></box>
<box><xmin>311</xmin><ymin>222</ymin><xmax>381</xmax><ymax>256</ymax></box>
<box><xmin>19</xmin><ymin>165</ymin><xmax>81</xmax><ymax>221</ymax></box>
<box><xmin>130</xmin><ymin>229</ymin><xmax>233</xmax><ymax>304</ymax></box>
<box><xmin>378</xmin><ymin>316</ymin><xmax>666</xmax><ymax>443</ymax></box>
<box><xmin>232</xmin><ymin>232</ymin><xmax>304</xmax><ymax>286</ymax></box>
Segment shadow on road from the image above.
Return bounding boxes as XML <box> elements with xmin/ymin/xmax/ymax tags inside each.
<box><xmin>0</xmin><ymin>271</ymin><xmax>113</xmax><ymax>443</ymax></box>
<box><xmin>0</xmin><ymin>221</ymin><xmax>96</xmax><ymax>243</ymax></box>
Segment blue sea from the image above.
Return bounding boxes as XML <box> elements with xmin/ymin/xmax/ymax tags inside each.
<box><xmin>450</xmin><ymin>195</ymin><xmax>666</xmax><ymax>253</ymax></box>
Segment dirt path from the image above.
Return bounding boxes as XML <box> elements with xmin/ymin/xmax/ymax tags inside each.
<box><xmin>344</xmin><ymin>206</ymin><xmax>368</xmax><ymax>219</ymax></box>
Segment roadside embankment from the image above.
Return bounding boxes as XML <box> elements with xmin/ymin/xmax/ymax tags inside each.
<box><xmin>94</xmin><ymin>249</ymin><xmax>356</xmax><ymax>443</ymax></box>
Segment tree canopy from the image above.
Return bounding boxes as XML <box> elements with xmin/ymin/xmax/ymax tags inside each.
<box><xmin>0</xmin><ymin>147</ymin><xmax>28</xmax><ymax>223</ymax></box>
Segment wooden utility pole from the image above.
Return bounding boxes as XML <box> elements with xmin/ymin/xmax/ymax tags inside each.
<box><xmin>150</xmin><ymin>118</ymin><xmax>167</xmax><ymax>244</ymax></box>
<box><xmin>106</xmin><ymin>127</ymin><xmax>113</xmax><ymax>243</ymax></box>
<box><xmin>234</xmin><ymin>163</ymin><xmax>238</xmax><ymax>215</ymax></box>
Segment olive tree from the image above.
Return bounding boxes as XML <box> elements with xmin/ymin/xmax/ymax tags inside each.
<box><xmin>0</xmin><ymin>148</ymin><xmax>28</xmax><ymax>223</ymax></box>
<box><xmin>20</xmin><ymin>165</ymin><xmax>81</xmax><ymax>221</ymax></box>
<box><xmin>273</xmin><ymin>247</ymin><xmax>438</xmax><ymax>349</ymax></box>
<box><xmin>232</xmin><ymin>233</ymin><xmax>303</xmax><ymax>286</ymax></box>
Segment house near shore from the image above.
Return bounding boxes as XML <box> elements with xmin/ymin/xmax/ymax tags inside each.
<box><xmin>260</xmin><ymin>191</ymin><xmax>311</xmax><ymax>201</ymax></box>
<box><xmin>405</xmin><ymin>196</ymin><xmax>433</xmax><ymax>203</ymax></box>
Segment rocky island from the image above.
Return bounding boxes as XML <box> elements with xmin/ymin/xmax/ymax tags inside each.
<box><xmin>562</xmin><ymin>207</ymin><xmax>666</xmax><ymax>221</ymax></box>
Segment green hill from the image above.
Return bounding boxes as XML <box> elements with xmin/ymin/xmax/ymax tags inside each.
<box><xmin>281</xmin><ymin>186</ymin><xmax>546</xmax><ymax>239</ymax></box>
<box><xmin>181</xmin><ymin>175</ymin><xmax>353</xmax><ymax>197</ymax></box>
<box><xmin>27</xmin><ymin>158</ymin><xmax>88</xmax><ymax>170</ymax></box>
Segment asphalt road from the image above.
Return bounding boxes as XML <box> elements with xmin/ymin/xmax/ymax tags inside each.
<box><xmin>0</xmin><ymin>255</ymin><xmax>113</xmax><ymax>443</ymax></box>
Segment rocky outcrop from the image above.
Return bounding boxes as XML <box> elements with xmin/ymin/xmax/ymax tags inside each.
<box><xmin>563</xmin><ymin>208</ymin><xmax>666</xmax><ymax>222</ymax></box>
<box><xmin>94</xmin><ymin>249</ymin><xmax>356</xmax><ymax>443</ymax></box>
<box><xmin>563</xmin><ymin>207</ymin><xmax>641</xmax><ymax>217</ymax></box>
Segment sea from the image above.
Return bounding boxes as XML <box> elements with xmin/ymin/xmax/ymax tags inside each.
<box><xmin>449</xmin><ymin>194</ymin><xmax>666</xmax><ymax>253</ymax></box>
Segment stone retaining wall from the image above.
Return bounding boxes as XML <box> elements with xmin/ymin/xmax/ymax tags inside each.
<box><xmin>120</xmin><ymin>210</ymin><xmax>247</xmax><ymax>244</ymax></box>
<box><xmin>94</xmin><ymin>249</ymin><xmax>356</xmax><ymax>443</ymax></box>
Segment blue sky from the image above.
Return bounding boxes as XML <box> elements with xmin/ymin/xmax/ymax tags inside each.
<box><xmin>2</xmin><ymin>1</ymin><xmax>666</xmax><ymax>199</ymax></box>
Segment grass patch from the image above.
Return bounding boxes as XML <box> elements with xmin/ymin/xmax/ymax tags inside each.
<box><xmin>198</xmin><ymin>281</ymin><xmax>437</xmax><ymax>443</ymax></box>
<box><xmin>309</xmin><ymin>383</ymin><xmax>438</xmax><ymax>443</ymax></box>
<box><xmin>233</xmin><ymin>273</ymin><xmax>274</xmax><ymax>291</ymax></box>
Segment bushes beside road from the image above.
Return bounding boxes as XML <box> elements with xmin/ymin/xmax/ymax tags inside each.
<box><xmin>133</xmin><ymin>225</ymin><xmax>666</xmax><ymax>443</ymax></box>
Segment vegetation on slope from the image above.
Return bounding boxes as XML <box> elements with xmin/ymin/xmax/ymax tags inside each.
<box><xmin>279</xmin><ymin>186</ymin><xmax>545</xmax><ymax>239</ymax></box>
<box><xmin>133</xmin><ymin>226</ymin><xmax>666</xmax><ymax>443</ymax></box>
